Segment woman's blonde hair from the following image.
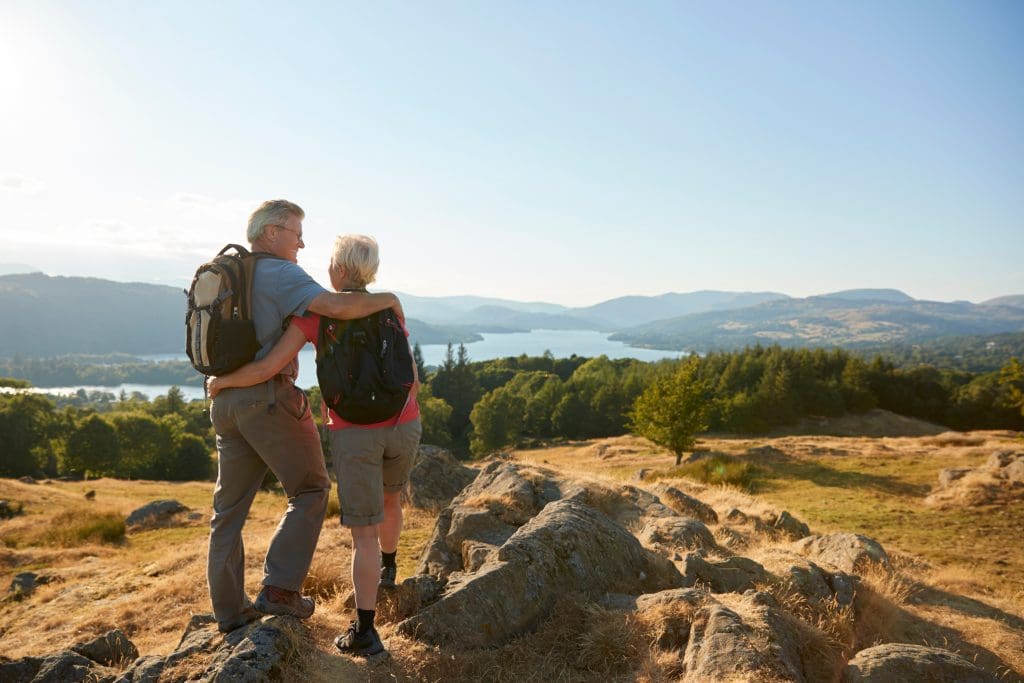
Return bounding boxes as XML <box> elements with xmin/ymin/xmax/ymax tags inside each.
<box><xmin>330</xmin><ymin>234</ymin><xmax>379</xmax><ymax>287</ymax></box>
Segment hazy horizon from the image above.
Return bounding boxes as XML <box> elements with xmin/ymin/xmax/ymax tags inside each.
<box><xmin>1</xmin><ymin>264</ymin><xmax>1019</xmax><ymax>309</ymax></box>
<box><xmin>2</xmin><ymin>2</ymin><xmax>1022</xmax><ymax>306</ymax></box>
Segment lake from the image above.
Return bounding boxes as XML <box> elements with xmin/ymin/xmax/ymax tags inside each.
<box><xmin>20</xmin><ymin>330</ymin><xmax>686</xmax><ymax>402</ymax></box>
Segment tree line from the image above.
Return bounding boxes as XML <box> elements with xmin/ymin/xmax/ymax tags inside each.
<box><xmin>0</xmin><ymin>387</ymin><xmax>213</xmax><ymax>480</ymax></box>
<box><xmin>421</xmin><ymin>343</ymin><xmax>1024</xmax><ymax>458</ymax></box>
<box><xmin>2</xmin><ymin>343</ymin><xmax>1022</xmax><ymax>480</ymax></box>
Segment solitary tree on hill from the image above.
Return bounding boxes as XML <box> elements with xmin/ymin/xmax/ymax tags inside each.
<box><xmin>630</xmin><ymin>358</ymin><xmax>711</xmax><ymax>466</ymax></box>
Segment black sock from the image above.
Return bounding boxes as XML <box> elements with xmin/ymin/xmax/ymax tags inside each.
<box><xmin>356</xmin><ymin>608</ymin><xmax>375</xmax><ymax>633</ymax></box>
<box><xmin>381</xmin><ymin>551</ymin><xmax>397</xmax><ymax>568</ymax></box>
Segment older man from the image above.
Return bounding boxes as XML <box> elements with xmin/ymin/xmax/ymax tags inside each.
<box><xmin>207</xmin><ymin>199</ymin><xmax>404</xmax><ymax>632</ymax></box>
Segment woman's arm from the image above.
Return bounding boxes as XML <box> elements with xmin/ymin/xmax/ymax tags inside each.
<box><xmin>307</xmin><ymin>290</ymin><xmax>405</xmax><ymax>324</ymax></box>
<box><xmin>207</xmin><ymin>324</ymin><xmax>307</xmax><ymax>398</ymax></box>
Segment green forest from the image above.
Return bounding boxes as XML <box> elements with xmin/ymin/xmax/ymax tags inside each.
<box><xmin>2</xmin><ymin>342</ymin><xmax>1023</xmax><ymax>481</ymax></box>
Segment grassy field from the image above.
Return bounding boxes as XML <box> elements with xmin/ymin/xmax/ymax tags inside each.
<box><xmin>514</xmin><ymin>431</ymin><xmax>1024</xmax><ymax>605</ymax></box>
<box><xmin>1</xmin><ymin>427</ymin><xmax>1022</xmax><ymax>680</ymax></box>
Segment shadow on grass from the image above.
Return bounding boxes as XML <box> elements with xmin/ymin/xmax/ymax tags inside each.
<box><xmin>855</xmin><ymin>584</ymin><xmax>1021</xmax><ymax>682</ymax></box>
<box><xmin>753</xmin><ymin>456</ymin><xmax>929</xmax><ymax>497</ymax></box>
<box><xmin>914</xmin><ymin>585</ymin><xmax>1024</xmax><ymax>632</ymax></box>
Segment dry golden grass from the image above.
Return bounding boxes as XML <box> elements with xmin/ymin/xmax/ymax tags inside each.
<box><xmin>2</xmin><ymin>427</ymin><xmax>1023</xmax><ymax>680</ymax></box>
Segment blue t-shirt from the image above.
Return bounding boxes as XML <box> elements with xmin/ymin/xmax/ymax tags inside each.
<box><xmin>251</xmin><ymin>257</ymin><xmax>327</xmax><ymax>379</ymax></box>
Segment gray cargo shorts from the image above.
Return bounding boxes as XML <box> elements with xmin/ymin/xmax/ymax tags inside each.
<box><xmin>329</xmin><ymin>418</ymin><xmax>422</xmax><ymax>527</ymax></box>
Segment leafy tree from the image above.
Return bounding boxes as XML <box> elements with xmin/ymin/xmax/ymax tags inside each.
<box><xmin>416</xmin><ymin>383</ymin><xmax>453</xmax><ymax>448</ymax></box>
<box><xmin>171</xmin><ymin>433</ymin><xmax>215</xmax><ymax>481</ymax></box>
<box><xmin>551</xmin><ymin>392</ymin><xmax>588</xmax><ymax>440</ymax></box>
<box><xmin>630</xmin><ymin>359</ymin><xmax>711</xmax><ymax>466</ymax></box>
<box><xmin>107</xmin><ymin>412</ymin><xmax>169</xmax><ymax>479</ymax></box>
<box><xmin>469</xmin><ymin>387</ymin><xmax>525</xmax><ymax>456</ymax></box>
<box><xmin>65</xmin><ymin>414</ymin><xmax>119</xmax><ymax>476</ymax></box>
<box><xmin>0</xmin><ymin>394</ymin><xmax>57</xmax><ymax>476</ymax></box>
<box><xmin>999</xmin><ymin>358</ymin><xmax>1024</xmax><ymax>416</ymax></box>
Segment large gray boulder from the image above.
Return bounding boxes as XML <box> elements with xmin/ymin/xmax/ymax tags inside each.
<box><xmin>398</xmin><ymin>497</ymin><xmax>682</xmax><ymax>648</ymax></box>
<box><xmin>842</xmin><ymin>643</ymin><xmax>998</xmax><ymax>682</ymax></box>
<box><xmin>416</xmin><ymin>461</ymin><xmax>562</xmax><ymax>579</ymax></box>
<box><xmin>407</xmin><ymin>445</ymin><xmax>477</xmax><ymax>510</ymax></box>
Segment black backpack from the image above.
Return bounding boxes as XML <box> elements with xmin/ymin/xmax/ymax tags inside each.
<box><xmin>316</xmin><ymin>305</ymin><xmax>415</xmax><ymax>424</ymax></box>
<box><xmin>185</xmin><ymin>244</ymin><xmax>275</xmax><ymax>376</ymax></box>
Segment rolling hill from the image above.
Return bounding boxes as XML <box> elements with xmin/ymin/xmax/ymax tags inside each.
<box><xmin>611</xmin><ymin>295</ymin><xmax>1024</xmax><ymax>351</ymax></box>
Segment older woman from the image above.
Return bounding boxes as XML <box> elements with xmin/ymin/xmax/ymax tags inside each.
<box><xmin>208</xmin><ymin>234</ymin><xmax>421</xmax><ymax>658</ymax></box>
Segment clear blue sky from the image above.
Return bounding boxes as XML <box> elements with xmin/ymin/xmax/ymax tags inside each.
<box><xmin>2</xmin><ymin>1</ymin><xmax>1021</xmax><ymax>306</ymax></box>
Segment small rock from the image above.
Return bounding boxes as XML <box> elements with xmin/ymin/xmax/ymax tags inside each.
<box><xmin>937</xmin><ymin>468</ymin><xmax>972</xmax><ymax>488</ymax></box>
<box><xmin>638</xmin><ymin>517</ymin><xmax>718</xmax><ymax>555</ymax></box>
<box><xmin>84</xmin><ymin>490</ymin><xmax>96</xmax><ymax>500</ymax></box>
<box><xmin>72</xmin><ymin>629</ymin><xmax>139</xmax><ymax>667</ymax></box>
<box><xmin>633</xmin><ymin>468</ymin><xmax>650</xmax><ymax>481</ymax></box>
<box><xmin>9</xmin><ymin>572</ymin><xmax>38</xmax><ymax>598</ymax></box>
<box><xmin>772</xmin><ymin>510</ymin><xmax>811</xmax><ymax>539</ymax></box>
<box><xmin>18</xmin><ymin>476</ymin><xmax>36</xmax><ymax>485</ymax></box>
<box><xmin>842</xmin><ymin>643</ymin><xmax>998</xmax><ymax>682</ymax></box>
<box><xmin>125</xmin><ymin>500</ymin><xmax>188</xmax><ymax>528</ymax></box>
<box><xmin>680</xmin><ymin>553</ymin><xmax>767</xmax><ymax>593</ymax></box>
<box><xmin>651</xmin><ymin>483</ymin><xmax>719</xmax><ymax>524</ymax></box>
<box><xmin>0</xmin><ymin>500</ymin><xmax>24</xmax><ymax>519</ymax></box>
<box><xmin>790</xmin><ymin>533</ymin><xmax>889</xmax><ymax>573</ymax></box>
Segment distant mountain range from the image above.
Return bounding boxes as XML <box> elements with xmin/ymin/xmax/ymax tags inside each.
<box><xmin>610</xmin><ymin>291</ymin><xmax>1024</xmax><ymax>350</ymax></box>
<box><xmin>1</xmin><ymin>273</ymin><xmax>1022</xmax><ymax>356</ymax></box>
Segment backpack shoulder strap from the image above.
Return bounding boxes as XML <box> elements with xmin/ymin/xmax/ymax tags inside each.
<box><xmin>218</xmin><ymin>243</ymin><xmax>251</xmax><ymax>257</ymax></box>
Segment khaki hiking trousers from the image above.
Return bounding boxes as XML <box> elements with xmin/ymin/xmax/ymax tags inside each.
<box><xmin>207</xmin><ymin>377</ymin><xmax>330</xmax><ymax>625</ymax></box>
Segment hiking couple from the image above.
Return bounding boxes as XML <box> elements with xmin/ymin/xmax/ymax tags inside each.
<box><xmin>203</xmin><ymin>199</ymin><xmax>419</xmax><ymax>658</ymax></box>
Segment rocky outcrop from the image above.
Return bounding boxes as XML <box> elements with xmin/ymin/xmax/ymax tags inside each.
<box><xmin>398</xmin><ymin>497</ymin><xmax>681</xmax><ymax>647</ymax></box>
<box><xmin>0</xmin><ymin>630</ymin><xmax>134</xmax><ymax>682</ymax></box>
<box><xmin>406</xmin><ymin>445</ymin><xmax>477</xmax><ymax>510</ymax></box>
<box><xmin>756</xmin><ymin>548</ymin><xmax>857</xmax><ymax>606</ymax></box>
<box><xmin>842</xmin><ymin>643</ymin><xmax>999</xmax><ymax>682</ymax></box>
<box><xmin>634</xmin><ymin>589</ymin><xmax>831</xmax><ymax>683</ymax></box>
<box><xmin>125</xmin><ymin>500</ymin><xmax>188</xmax><ymax>528</ymax></box>
<box><xmin>0</xmin><ymin>616</ymin><xmax>301</xmax><ymax>683</ymax></box>
<box><xmin>927</xmin><ymin>450</ymin><xmax>1024</xmax><ymax>507</ymax></box>
<box><xmin>118</xmin><ymin>614</ymin><xmax>299</xmax><ymax>682</ymax></box>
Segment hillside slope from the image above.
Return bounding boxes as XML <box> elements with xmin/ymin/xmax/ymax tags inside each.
<box><xmin>612</xmin><ymin>296</ymin><xmax>1024</xmax><ymax>351</ymax></box>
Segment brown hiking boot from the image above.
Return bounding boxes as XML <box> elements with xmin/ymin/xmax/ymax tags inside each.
<box><xmin>254</xmin><ymin>585</ymin><xmax>315</xmax><ymax>619</ymax></box>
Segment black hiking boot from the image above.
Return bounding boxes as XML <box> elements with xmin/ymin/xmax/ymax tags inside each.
<box><xmin>334</xmin><ymin>621</ymin><xmax>386</xmax><ymax>658</ymax></box>
<box><xmin>379</xmin><ymin>565</ymin><xmax>398</xmax><ymax>590</ymax></box>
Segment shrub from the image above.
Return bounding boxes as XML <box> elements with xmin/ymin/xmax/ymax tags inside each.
<box><xmin>653</xmin><ymin>456</ymin><xmax>761</xmax><ymax>492</ymax></box>
<box><xmin>44</xmin><ymin>509</ymin><xmax>126</xmax><ymax>546</ymax></box>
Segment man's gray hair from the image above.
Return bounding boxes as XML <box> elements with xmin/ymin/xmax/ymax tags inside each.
<box><xmin>330</xmin><ymin>234</ymin><xmax>380</xmax><ymax>287</ymax></box>
<box><xmin>247</xmin><ymin>199</ymin><xmax>305</xmax><ymax>242</ymax></box>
